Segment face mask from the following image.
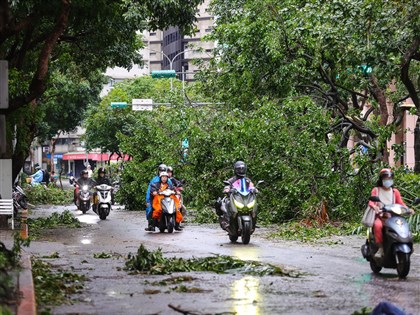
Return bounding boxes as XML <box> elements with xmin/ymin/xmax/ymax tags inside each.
<box><xmin>383</xmin><ymin>180</ymin><xmax>393</xmax><ymax>188</ymax></box>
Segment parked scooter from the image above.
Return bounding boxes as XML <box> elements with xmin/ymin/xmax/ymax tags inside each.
<box><xmin>361</xmin><ymin>195</ymin><xmax>416</xmax><ymax>278</ymax></box>
<box><xmin>12</xmin><ymin>184</ymin><xmax>28</xmax><ymax>217</ymax></box>
<box><xmin>220</xmin><ymin>179</ymin><xmax>264</xmax><ymax>244</ymax></box>
<box><xmin>93</xmin><ymin>184</ymin><xmax>113</xmax><ymax>220</ymax></box>
<box><xmin>157</xmin><ymin>188</ymin><xmax>178</xmax><ymax>233</ymax></box>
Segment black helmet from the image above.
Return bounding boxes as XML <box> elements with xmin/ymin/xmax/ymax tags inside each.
<box><xmin>81</xmin><ymin>170</ymin><xmax>88</xmax><ymax>176</ymax></box>
<box><xmin>234</xmin><ymin>161</ymin><xmax>247</xmax><ymax>177</ymax></box>
<box><xmin>167</xmin><ymin>166</ymin><xmax>173</xmax><ymax>173</ymax></box>
<box><xmin>98</xmin><ymin>167</ymin><xmax>106</xmax><ymax>175</ymax></box>
<box><xmin>157</xmin><ymin>164</ymin><xmax>167</xmax><ymax>175</ymax></box>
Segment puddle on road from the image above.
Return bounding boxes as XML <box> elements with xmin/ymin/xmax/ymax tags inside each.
<box><xmin>74</xmin><ymin>212</ymin><xmax>101</xmax><ymax>225</ymax></box>
<box><xmin>230</xmin><ymin>276</ymin><xmax>262</xmax><ymax>315</ymax></box>
<box><xmin>231</xmin><ymin>245</ymin><xmax>260</xmax><ymax>261</ymax></box>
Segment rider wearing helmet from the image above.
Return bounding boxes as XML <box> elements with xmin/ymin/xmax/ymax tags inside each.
<box><xmin>368</xmin><ymin>168</ymin><xmax>414</xmax><ymax>258</ymax></box>
<box><xmin>167</xmin><ymin>166</ymin><xmax>182</xmax><ymax>187</ymax></box>
<box><xmin>73</xmin><ymin>169</ymin><xmax>96</xmax><ymax>206</ymax></box>
<box><xmin>93</xmin><ymin>167</ymin><xmax>114</xmax><ymax>209</ymax></box>
<box><xmin>215</xmin><ymin>161</ymin><xmax>256</xmax><ymax>230</ymax></box>
<box><xmin>150</xmin><ymin>171</ymin><xmax>183</xmax><ymax>231</ymax></box>
<box><xmin>96</xmin><ymin>167</ymin><xmax>111</xmax><ymax>185</ymax></box>
<box><xmin>145</xmin><ymin>163</ymin><xmax>173</xmax><ymax>231</ymax></box>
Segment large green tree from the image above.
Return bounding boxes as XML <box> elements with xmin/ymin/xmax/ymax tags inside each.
<box><xmin>201</xmin><ymin>0</ymin><xmax>420</xmax><ymax>170</ymax></box>
<box><xmin>0</xmin><ymin>0</ymin><xmax>203</xmax><ymax>180</ymax></box>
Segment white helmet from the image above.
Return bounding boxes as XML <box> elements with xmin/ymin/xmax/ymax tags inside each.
<box><xmin>159</xmin><ymin>171</ymin><xmax>169</xmax><ymax>178</ymax></box>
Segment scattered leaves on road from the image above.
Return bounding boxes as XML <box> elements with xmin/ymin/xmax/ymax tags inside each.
<box><xmin>124</xmin><ymin>244</ymin><xmax>301</xmax><ymax>277</ymax></box>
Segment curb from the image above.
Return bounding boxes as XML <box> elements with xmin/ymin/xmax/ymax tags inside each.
<box><xmin>17</xmin><ymin>253</ymin><xmax>36</xmax><ymax>315</ymax></box>
<box><xmin>18</xmin><ymin>209</ymin><xmax>36</xmax><ymax>315</ymax></box>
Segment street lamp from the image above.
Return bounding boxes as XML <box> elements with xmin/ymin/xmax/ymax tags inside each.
<box><xmin>145</xmin><ymin>48</ymin><xmax>196</xmax><ymax>90</ymax></box>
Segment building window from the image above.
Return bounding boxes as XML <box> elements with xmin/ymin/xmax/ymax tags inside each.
<box><xmin>149</xmin><ymin>32</ymin><xmax>156</xmax><ymax>36</ymax></box>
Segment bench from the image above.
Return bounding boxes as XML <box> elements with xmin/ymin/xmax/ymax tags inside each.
<box><xmin>0</xmin><ymin>199</ymin><xmax>14</xmax><ymax>229</ymax></box>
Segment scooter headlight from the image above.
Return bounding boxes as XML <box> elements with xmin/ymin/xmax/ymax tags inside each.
<box><xmin>233</xmin><ymin>199</ymin><xmax>245</xmax><ymax>209</ymax></box>
<box><xmin>247</xmin><ymin>199</ymin><xmax>256</xmax><ymax>208</ymax></box>
<box><xmin>82</xmin><ymin>185</ymin><xmax>89</xmax><ymax>191</ymax></box>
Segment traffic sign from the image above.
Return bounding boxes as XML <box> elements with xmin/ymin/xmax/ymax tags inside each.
<box><xmin>132</xmin><ymin>99</ymin><xmax>153</xmax><ymax>111</ymax></box>
<box><xmin>151</xmin><ymin>70</ymin><xmax>176</xmax><ymax>78</ymax></box>
<box><xmin>110</xmin><ymin>102</ymin><xmax>128</xmax><ymax>108</ymax></box>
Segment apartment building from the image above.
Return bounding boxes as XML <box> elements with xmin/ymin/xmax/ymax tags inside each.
<box><xmin>141</xmin><ymin>0</ymin><xmax>215</xmax><ymax>81</ymax></box>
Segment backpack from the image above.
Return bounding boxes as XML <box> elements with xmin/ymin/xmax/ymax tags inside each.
<box><xmin>42</xmin><ymin>169</ymin><xmax>50</xmax><ymax>185</ymax></box>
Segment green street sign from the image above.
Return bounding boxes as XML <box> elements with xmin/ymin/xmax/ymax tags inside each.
<box><xmin>110</xmin><ymin>102</ymin><xmax>128</xmax><ymax>108</ymax></box>
<box><xmin>359</xmin><ymin>64</ymin><xmax>373</xmax><ymax>75</ymax></box>
<box><xmin>151</xmin><ymin>70</ymin><xmax>176</xmax><ymax>79</ymax></box>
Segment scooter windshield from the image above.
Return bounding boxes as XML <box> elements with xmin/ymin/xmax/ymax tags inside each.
<box><xmin>231</xmin><ymin>178</ymin><xmax>253</xmax><ymax>196</ymax></box>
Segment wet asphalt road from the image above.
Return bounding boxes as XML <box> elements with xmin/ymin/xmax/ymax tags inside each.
<box><xmin>26</xmin><ymin>204</ymin><xmax>420</xmax><ymax>315</ymax></box>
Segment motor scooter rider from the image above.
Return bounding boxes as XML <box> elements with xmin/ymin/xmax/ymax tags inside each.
<box><xmin>151</xmin><ymin>171</ymin><xmax>183</xmax><ymax>231</ymax></box>
<box><xmin>93</xmin><ymin>168</ymin><xmax>114</xmax><ymax>211</ymax></box>
<box><xmin>167</xmin><ymin>166</ymin><xmax>186</xmax><ymax>222</ymax></box>
<box><xmin>30</xmin><ymin>165</ymin><xmax>44</xmax><ymax>185</ymax></box>
<box><xmin>368</xmin><ymin>168</ymin><xmax>415</xmax><ymax>259</ymax></box>
<box><xmin>167</xmin><ymin>166</ymin><xmax>182</xmax><ymax>187</ymax></box>
<box><xmin>215</xmin><ymin>161</ymin><xmax>256</xmax><ymax>230</ymax></box>
<box><xmin>145</xmin><ymin>164</ymin><xmax>173</xmax><ymax>231</ymax></box>
<box><xmin>73</xmin><ymin>170</ymin><xmax>96</xmax><ymax>205</ymax></box>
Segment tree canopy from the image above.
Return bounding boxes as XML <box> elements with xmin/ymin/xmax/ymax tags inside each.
<box><xmin>0</xmin><ymin>0</ymin><xmax>203</xmax><ymax>179</ymax></box>
<box><xmin>200</xmin><ymin>0</ymin><xmax>420</xmax><ymax>169</ymax></box>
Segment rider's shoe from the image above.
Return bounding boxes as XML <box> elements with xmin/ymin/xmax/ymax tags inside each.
<box><xmin>145</xmin><ymin>224</ymin><xmax>155</xmax><ymax>231</ymax></box>
<box><xmin>374</xmin><ymin>245</ymin><xmax>384</xmax><ymax>259</ymax></box>
<box><xmin>175</xmin><ymin>223</ymin><xmax>183</xmax><ymax>231</ymax></box>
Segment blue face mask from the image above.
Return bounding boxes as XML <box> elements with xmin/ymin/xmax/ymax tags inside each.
<box><xmin>383</xmin><ymin>179</ymin><xmax>393</xmax><ymax>188</ymax></box>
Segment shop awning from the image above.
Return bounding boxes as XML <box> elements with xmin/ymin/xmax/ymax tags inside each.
<box><xmin>62</xmin><ymin>152</ymin><xmax>130</xmax><ymax>161</ymax></box>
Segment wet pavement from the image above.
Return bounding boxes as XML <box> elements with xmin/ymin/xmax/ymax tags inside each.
<box><xmin>25</xmin><ymin>204</ymin><xmax>420</xmax><ymax>315</ymax></box>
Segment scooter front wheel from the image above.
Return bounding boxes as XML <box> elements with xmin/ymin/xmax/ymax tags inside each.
<box><xmin>241</xmin><ymin>221</ymin><xmax>251</xmax><ymax>244</ymax></box>
<box><xmin>369</xmin><ymin>259</ymin><xmax>382</xmax><ymax>274</ymax></box>
<box><xmin>396</xmin><ymin>253</ymin><xmax>410</xmax><ymax>278</ymax></box>
<box><xmin>229</xmin><ymin>234</ymin><xmax>238</xmax><ymax>243</ymax></box>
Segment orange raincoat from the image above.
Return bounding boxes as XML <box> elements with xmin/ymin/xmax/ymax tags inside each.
<box><xmin>152</xmin><ymin>183</ymin><xmax>182</xmax><ymax>223</ymax></box>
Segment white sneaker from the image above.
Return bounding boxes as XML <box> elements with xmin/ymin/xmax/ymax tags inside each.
<box><xmin>374</xmin><ymin>246</ymin><xmax>384</xmax><ymax>258</ymax></box>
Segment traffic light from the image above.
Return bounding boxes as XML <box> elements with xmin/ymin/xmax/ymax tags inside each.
<box><xmin>151</xmin><ymin>70</ymin><xmax>176</xmax><ymax>78</ymax></box>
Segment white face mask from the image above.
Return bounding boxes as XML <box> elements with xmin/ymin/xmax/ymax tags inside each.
<box><xmin>383</xmin><ymin>179</ymin><xmax>393</xmax><ymax>188</ymax></box>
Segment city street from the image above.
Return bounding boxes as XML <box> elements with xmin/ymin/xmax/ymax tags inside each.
<box><xmin>24</xmin><ymin>204</ymin><xmax>420</xmax><ymax>315</ymax></box>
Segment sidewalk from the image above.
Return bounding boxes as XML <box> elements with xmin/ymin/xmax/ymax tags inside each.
<box><xmin>0</xmin><ymin>209</ymin><xmax>36</xmax><ymax>315</ymax></box>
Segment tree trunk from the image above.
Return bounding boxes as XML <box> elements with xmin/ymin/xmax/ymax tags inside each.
<box><xmin>414</xmin><ymin>118</ymin><xmax>420</xmax><ymax>173</ymax></box>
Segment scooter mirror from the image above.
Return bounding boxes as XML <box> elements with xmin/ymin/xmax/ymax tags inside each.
<box><xmin>369</xmin><ymin>196</ymin><xmax>380</xmax><ymax>202</ymax></box>
<box><xmin>257</xmin><ymin>180</ymin><xmax>265</xmax><ymax>185</ymax></box>
<box><xmin>412</xmin><ymin>197</ymin><xmax>420</xmax><ymax>205</ymax></box>
<box><xmin>223</xmin><ymin>180</ymin><xmax>230</xmax><ymax>185</ymax></box>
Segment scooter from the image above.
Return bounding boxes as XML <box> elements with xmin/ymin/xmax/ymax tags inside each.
<box><xmin>93</xmin><ymin>184</ymin><xmax>113</xmax><ymax>220</ymax></box>
<box><xmin>175</xmin><ymin>185</ymin><xmax>187</xmax><ymax>217</ymax></box>
<box><xmin>361</xmin><ymin>195</ymin><xmax>415</xmax><ymax>278</ymax></box>
<box><xmin>12</xmin><ymin>184</ymin><xmax>28</xmax><ymax>218</ymax></box>
<box><xmin>69</xmin><ymin>176</ymin><xmax>93</xmax><ymax>214</ymax></box>
<box><xmin>157</xmin><ymin>188</ymin><xmax>177</xmax><ymax>233</ymax></box>
<box><xmin>220</xmin><ymin>179</ymin><xmax>264</xmax><ymax>244</ymax></box>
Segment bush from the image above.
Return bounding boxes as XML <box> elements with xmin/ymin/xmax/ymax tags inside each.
<box><xmin>24</xmin><ymin>184</ymin><xmax>73</xmax><ymax>205</ymax></box>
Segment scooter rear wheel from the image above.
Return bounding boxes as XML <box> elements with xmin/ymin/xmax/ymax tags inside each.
<box><xmin>396</xmin><ymin>253</ymin><xmax>410</xmax><ymax>278</ymax></box>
